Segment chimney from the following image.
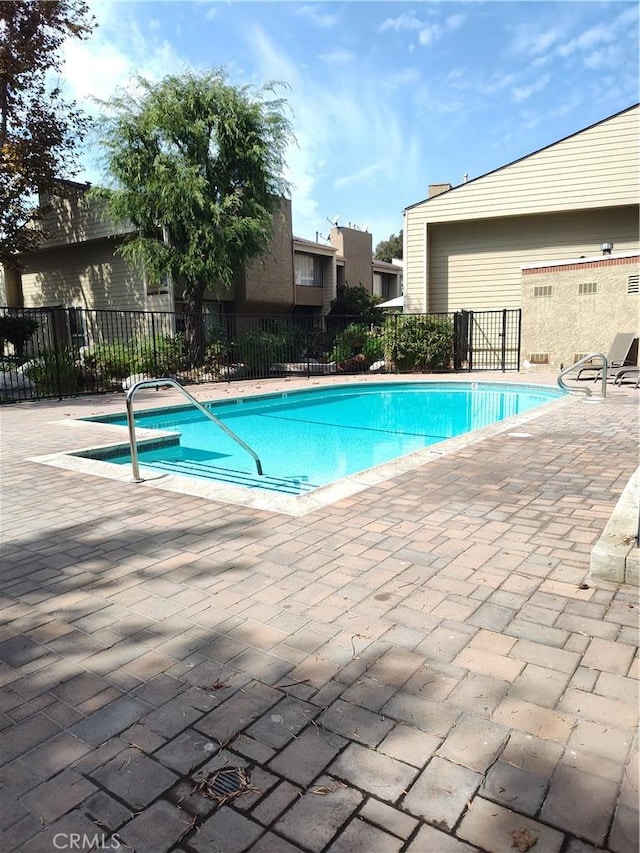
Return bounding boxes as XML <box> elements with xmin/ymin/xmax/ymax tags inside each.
<box><xmin>428</xmin><ymin>183</ymin><xmax>452</xmax><ymax>198</ymax></box>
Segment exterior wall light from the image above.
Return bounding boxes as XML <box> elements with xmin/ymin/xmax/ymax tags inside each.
<box><xmin>600</xmin><ymin>242</ymin><xmax>613</xmax><ymax>254</ymax></box>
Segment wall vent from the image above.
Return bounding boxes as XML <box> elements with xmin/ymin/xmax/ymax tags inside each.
<box><xmin>628</xmin><ymin>274</ymin><xmax>639</xmax><ymax>294</ymax></box>
<box><xmin>533</xmin><ymin>285</ymin><xmax>553</xmax><ymax>298</ymax></box>
<box><xmin>578</xmin><ymin>282</ymin><xmax>598</xmax><ymax>295</ymax></box>
<box><xmin>529</xmin><ymin>352</ymin><xmax>549</xmax><ymax>364</ymax></box>
<box><xmin>573</xmin><ymin>353</ymin><xmax>590</xmax><ymax>364</ymax></box>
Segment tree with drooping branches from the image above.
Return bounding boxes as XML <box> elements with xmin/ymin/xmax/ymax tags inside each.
<box><xmin>95</xmin><ymin>70</ymin><xmax>293</xmax><ymax>365</ymax></box>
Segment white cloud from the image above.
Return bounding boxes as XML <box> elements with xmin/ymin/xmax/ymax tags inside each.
<box><xmin>245</xmin><ymin>25</ymin><xmax>420</xmax><ymax>244</ymax></box>
<box><xmin>511</xmin><ymin>73</ymin><xmax>551</xmax><ymax>103</ymax></box>
<box><xmin>334</xmin><ymin>161</ymin><xmax>386</xmax><ymax>191</ymax></box>
<box><xmin>514</xmin><ymin>4</ymin><xmax>637</xmax><ymax>74</ymax></box>
<box><xmin>446</xmin><ymin>14</ymin><xmax>465</xmax><ymax>32</ymax></box>
<box><xmin>61</xmin><ymin>2</ymin><xmax>186</xmax><ymax>107</ymax></box>
<box><xmin>548</xmin><ymin>94</ymin><xmax>584</xmax><ymax>118</ymax></box>
<box><xmin>557</xmin><ymin>23</ymin><xmax>614</xmax><ymax>58</ymax></box>
<box><xmin>583</xmin><ymin>44</ymin><xmax>623</xmax><ymax>71</ymax></box>
<box><xmin>382</xmin><ymin>67</ymin><xmax>420</xmax><ymax>89</ymax></box>
<box><xmin>479</xmin><ymin>72</ymin><xmax>517</xmax><ymax>95</ymax></box>
<box><xmin>518</xmin><ymin>108</ymin><xmax>542</xmax><ymax>132</ymax></box>
<box><xmin>418</xmin><ymin>24</ymin><xmax>442</xmax><ymax>47</ymax></box>
<box><xmin>62</xmin><ymin>36</ymin><xmax>132</xmax><ymax>104</ymax></box>
<box><xmin>379</xmin><ymin>13</ymin><xmax>423</xmax><ymax>34</ymax></box>
<box><xmin>510</xmin><ymin>24</ymin><xmax>566</xmax><ymax>58</ymax></box>
<box><xmin>382</xmin><ymin>10</ymin><xmax>465</xmax><ymax>47</ymax></box>
<box><xmin>431</xmin><ymin>66</ymin><xmax>516</xmax><ymax>103</ymax></box>
<box><xmin>318</xmin><ymin>48</ymin><xmax>354</xmax><ymax>66</ymax></box>
<box><xmin>296</xmin><ymin>5</ymin><xmax>338</xmax><ymax>29</ymax></box>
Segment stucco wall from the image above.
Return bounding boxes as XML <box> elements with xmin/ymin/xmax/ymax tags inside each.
<box><xmin>242</xmin><ymin>198</ymin><xmax>294</xmax><ymax>311</ymax></box>
<box><xmin>330</xmin><ymin>227</ymin><xmax>373</xmax><ymax>293</ymax></box>
<box><xmin>521</xmin><ymin>254</ymin><xmax>639</xmax><ymax>368</ymax></box>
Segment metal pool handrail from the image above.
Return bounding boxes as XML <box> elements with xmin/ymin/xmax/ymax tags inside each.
<box><xmin>125</xmin><ymin>377</ymin><xmax>264</xmax><ymax>482</ymax></box>
<box><xmin>557</xmin><ymin>352</ymin><xmax>607</xmax><ymax>398</ymax></box>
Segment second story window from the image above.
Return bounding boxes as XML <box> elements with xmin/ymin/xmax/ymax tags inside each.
<box><xmin>295</xmin><ymin>253</ymin><xmax>324</xmax><ymax>287</ymax></box>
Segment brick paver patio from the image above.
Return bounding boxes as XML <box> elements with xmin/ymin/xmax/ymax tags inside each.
<box><xmin>1</xmin><ymin>373</ymin><xmax>638</xmax><ymax>853</ymax></box>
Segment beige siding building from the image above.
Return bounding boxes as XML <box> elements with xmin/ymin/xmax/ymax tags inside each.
<box><xmin>15</xmin><ymin>182</ymin><xmax>148</xmax><ymax>313</ymax></box>
<box><xmin>404</xmin><ymin>104</ymin><xmax>639</xmax><ymax>366</ymax></box>
<box><xmin>1</xmin><ymin>186</ymin><xmax>401</xmax><ymax>321</ymax></box>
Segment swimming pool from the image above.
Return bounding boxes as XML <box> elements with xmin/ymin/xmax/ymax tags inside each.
<box><xmin>78</xmin><ymin>381</ymin><xmax>566</xmax><ymax>499</ymax></box>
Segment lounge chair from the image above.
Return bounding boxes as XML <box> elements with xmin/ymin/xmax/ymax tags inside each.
<box><xmin>613</xmin><ymin>366</ymin><xmax>640</xmax><ymax>388</ymax></box>
<box><xmin>574</xmin><ymin>332</ymin><xmax>638</xmax><ymax>381</ymax></box>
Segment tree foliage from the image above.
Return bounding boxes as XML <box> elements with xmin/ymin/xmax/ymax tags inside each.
<box><xmin>374</xmin><ymin>230</ymin><xmax>403</xmax><ymax>262</ymax></box>
<box><xmin>328</xmin><ymin>283</ymin><xmax>384</xmax><ymax>326</ymax></box>
<box><xmin>385</xmin><ymin>315</ymin><xmax>453</xmax><ymax>371</ymax></box>
<box><xmin>95</xmin><ymin>70</ymin><xmax>293</xmax><ymax>363</ymax></box>
<box><xmin>0</xmin><ymin>313</ymin><xmax>38</xmax><ymax>356</ymax></box>
<box><xmin>0</xmin><ymin>1</ymin><xmax>95</xmax><ymax>267</ymax></box>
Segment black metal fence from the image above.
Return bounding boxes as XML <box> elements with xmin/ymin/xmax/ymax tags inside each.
<box><xmin>0</xmin><ymin>305</ymin><xmax>521</xmax><ymax>401</ymax></box>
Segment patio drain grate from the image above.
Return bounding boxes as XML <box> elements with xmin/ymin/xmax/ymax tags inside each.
<box><xmin>193</xmin><ymin>765</ymin><xmax>256</xmax><ymax>807</ymax></box>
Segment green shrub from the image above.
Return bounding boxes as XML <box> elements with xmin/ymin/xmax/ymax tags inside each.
<box><xmin>327</xmin><ymin>284</ymin><xmax>384</xmax><ymax>326</ymax></box>
<box><xmin>82</xmin><ymin>335</ymin><xmax>185</xmax><ymax>380</ymax></box>
<box><xmin>204</xmin><ymin>325</ymin><xmax>228</xmax><ymax>374</ymax></box>
<box><xmin>385</xmin><ymin>315</ymin><xmax>453</xmax><ymax>371</ymax></box>
<box><xmin>83</xmin><ymin>340</ymin><xmax>133</xmax><ymax>380</ymax></box>
<box><xmin>330</xmin><ymin>323</ymin><xmax>383</xmax><ymax>365</ymax></box>
<box><xmin>130</xmin><ymin>335</ymin><xmax>185</xmax><ymax>376</ymax></box>
<box><xmin>230</xmin><ymin>322</ymin><xmax>306</xmax><ymax>376</ymax></box>
<box><xmin>26</xmin><ymin>350</ymin><xmax>82</xmax><ymax>396</ymax></box>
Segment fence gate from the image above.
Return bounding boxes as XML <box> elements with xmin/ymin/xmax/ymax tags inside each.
<box><xmin>454</xmin><ymin>309</ymin><xmax>521</xmax><ymax>371</ymax></box>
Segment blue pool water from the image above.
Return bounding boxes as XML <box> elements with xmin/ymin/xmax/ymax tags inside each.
<box><xmin>82</xmin><ymin>382</ymin><xmax>565</xmax><ymax>495</ymax></box>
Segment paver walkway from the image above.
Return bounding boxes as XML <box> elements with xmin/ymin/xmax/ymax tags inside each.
<box><xmin>1</xmin><ymin>373</ymin><xmax>638</xmax><ymax>853</ymax></box>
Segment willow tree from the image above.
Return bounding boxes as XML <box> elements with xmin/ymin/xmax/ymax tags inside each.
<box><xmin>96</xmin><ymin>71</ymin><xmax>292</xmax><ymax>364</ymax></box>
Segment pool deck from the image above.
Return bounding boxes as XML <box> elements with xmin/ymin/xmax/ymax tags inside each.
<box><xmin>1</xmin><ymin>371</ymin><xmax>638</xmax><ymax>853</ymax></box>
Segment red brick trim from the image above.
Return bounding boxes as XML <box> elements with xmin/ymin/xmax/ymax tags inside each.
<box><xmin>523</xmin><ymin>256</ymin><xmax>640</xmax><ymax>275</ymax></box>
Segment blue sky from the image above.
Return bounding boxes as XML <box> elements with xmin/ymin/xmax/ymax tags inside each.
<box><xmin>61</xmin><ymin>1</ymin><xmax>639</xmax><ymax>250</ymax></box>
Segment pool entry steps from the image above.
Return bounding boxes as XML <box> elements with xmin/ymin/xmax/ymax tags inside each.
<box><xmin>126</xmin><ymin>377</ymin><xmax>264</xmax><ymax>481</ymax></box>
<box><xmin>77</xmin><ymin>379</ymin><xmax>567</xmax><ymax>505</ymax></box>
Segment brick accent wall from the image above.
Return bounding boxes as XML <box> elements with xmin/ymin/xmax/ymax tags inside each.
<box><xmin>523</xmin><ymin>256</ymin><xmax>638</xmax><ymax>275</ymax></box>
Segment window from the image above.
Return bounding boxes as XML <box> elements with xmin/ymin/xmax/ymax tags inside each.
<box><xmin>295</xmin><ymin>253</ymin><xmax>323</xmax><ymax>287</ymax></box>
<box><xmin>147</xmin><ymin>273</ymin><xmax>171</xmax><ymax>296</ymax></box>
<box><xmin>578</xmin><ymin>282</ymin><xmax>597</xmax><ymax>295</ymax></box>
<box><xmin>628</xmin><ymin>274</ymin><xmax>639</xmax><ymax>295</ymax></box>
<box><xmin>533</xmin><ymin>285</ymin><xmax>553</xmax><ymax>298</ymax></box>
